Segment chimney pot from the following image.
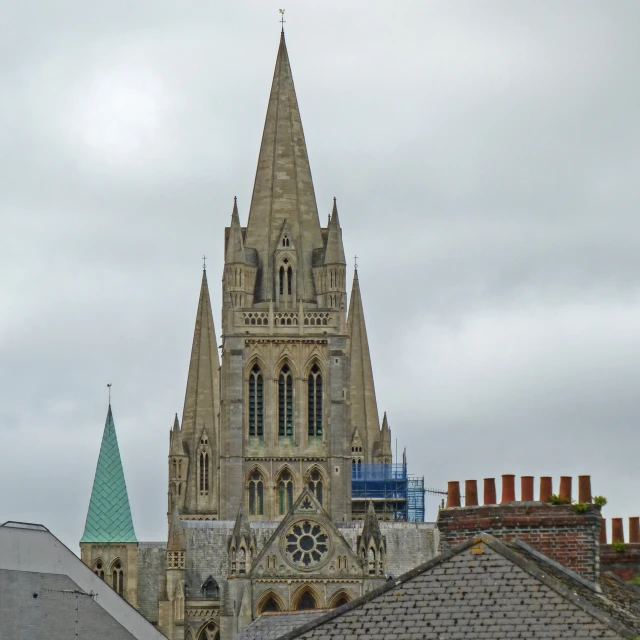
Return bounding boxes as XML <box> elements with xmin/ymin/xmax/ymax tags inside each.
<box><xmin>501</xmin><ymin>474</ymin><xmax>516</xmax><ymax>503</ymax></box>
<box><xmin>612</xmin><ymin>517</ymin><xmax>624</xmax><ymax>544</ymax></box>
<box><xmin>483</xmin><ymin>478</ymin><xmax>496</xmax><ymax>505</ymax></box>
<box><xmin>559</xmin><ymin>476</ymin><xmax>572</xmax><ymax>502</ymax></box>
<box><xmin>600</xmin><ymin>518</ymin><xmax>607</xmax><ymax>545</ymax></box>
<box><xmin>521</xmin><ymin>476</ymin><xmax>534</xmax><ymax>502</ymax></box>
<box><xmin>446</xmin><ymin>481</ymin><xmax>461</xmax><ymax>508</ymax></box>
<box><xmin>578</xmin><ymin>475</ymin><xmax>592</xmax><ymax>503</ymax></box>
<box><xmin>540</xmin><ymin>477</ymin><xmax>553</xmax><ymax>502</ymax></box>
<box><xmin>464</xmin><ymin>480</ymin><xmax>478</xmax><ymax>507</ymax></box>
<box><xmin>629</xmin><ymin>517</ymin><xmax>639</xmax><ymax>544</ymax></box>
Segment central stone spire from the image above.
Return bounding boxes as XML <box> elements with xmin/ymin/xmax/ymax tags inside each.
<box><xmin>244</xmin><ymin>33</ymin><xmax>324</xmax><ymax>303</ymax></box>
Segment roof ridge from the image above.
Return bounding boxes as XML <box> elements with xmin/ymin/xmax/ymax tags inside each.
<box><xmin>273</xmin><ymin>534</ymin><xmax>639</xmax><ymax>640</ymax></box>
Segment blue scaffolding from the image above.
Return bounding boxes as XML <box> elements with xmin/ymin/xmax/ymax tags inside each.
<box><xmin>351</xmin><ymin>459</ymin><xmax>425</xmax><ymax>522</ymax></box>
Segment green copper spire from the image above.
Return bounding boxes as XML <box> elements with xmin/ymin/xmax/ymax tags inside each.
<box><xmin>81</xmin><ymin>405</ymin><xmax>137</xmax><ymax>543</ymax></box>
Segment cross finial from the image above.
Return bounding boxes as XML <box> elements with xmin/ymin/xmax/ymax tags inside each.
<box><xmin>202</xmin><ymin>255</ymin><xmax>207</xmax><ymax>271</ymax></box>
<box><xmin>279</xmin><ymin>9</ymin><xmax>286</xmax><ymax>33</ymax></box>
<box><xmin>354</xmin><ymin>255</ymin><xmax>358</xmax><ymax>271</ymax></box>
<box><xmin>107</xmin><ymin>383</ymin><xmax>112</xmax><ymax>405</ymax></box>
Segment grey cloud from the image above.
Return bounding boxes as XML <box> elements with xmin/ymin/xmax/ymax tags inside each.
<box><xmin>1</xmin><ymin>0</ymin><xmax>639</xmax><ymax>548</ymax></box>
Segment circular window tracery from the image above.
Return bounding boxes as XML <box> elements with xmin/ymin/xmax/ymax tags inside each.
<box><xmin>282</xmin><ymin>520</ymin><xmax>331</xmax><ymax>570</ymax></box>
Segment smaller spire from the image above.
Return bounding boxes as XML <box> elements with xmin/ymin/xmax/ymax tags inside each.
<box><xmin>226</xmin><ymin>197</ymin><xmax>246</xmax><ymax>264</ymax></box>
<box><xmin>167</xmin><ymin>503</ymin><xmax>185</xmax><ymax>552</ymax></box>
<box><xmin>358</xmin><ymin>502</ymin><xmax>383</xmax><ymax>550</ymax></box>
<box><xmin>323</xmin><ymin>198</ymin><xmax>346</xmax><ymax>265</ymax></box>
<box><xmin>81</xmin><ymin>405</ymin><xmax>137</xmax><ymax>543</ymax></box>
<box><xmin>170</xmin><ymin>413</ymin><xmax>185</xmax><ymax>456</ymax></box>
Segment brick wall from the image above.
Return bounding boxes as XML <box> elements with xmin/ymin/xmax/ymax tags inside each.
<box><xmin>600</xmin><ymin>545</ymin><xmax>640</xmax><ymax>581</ymax></box>
<box><xmin>437</xmin><ymin>503</ymin><xmax>602</xmax><ymax>582</ymax></box>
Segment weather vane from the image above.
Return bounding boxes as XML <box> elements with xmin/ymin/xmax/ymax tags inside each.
<box><xmin>202</xmin><ymin>255</ymin><xmax>207</xmax><ymax>271</ymax></box>
<box><xmin>107</xmin><ymin>383</ymin><xmax>112</xmax><ymax>404</ymax></box>
<box><xmin>354</xmin><ymin>255</ymin><xmax>358</xmax><ymax>270</ymax></box>
<box><xmin>279</xmin><ymin>9</ymin><xmax>286</xmax><ymax>32</ymax></box>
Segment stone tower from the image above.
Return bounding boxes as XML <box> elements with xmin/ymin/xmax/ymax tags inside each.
<box><xmin>80</xmin><ymin>404</ymin><xmax>138</xmax><ymax>606</ymax></box>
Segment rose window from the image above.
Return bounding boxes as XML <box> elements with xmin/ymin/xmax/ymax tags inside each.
<box><xmin>283</xmin><ymin>520</ymin><xmax>330</xmax><ymax>570</ymax></box>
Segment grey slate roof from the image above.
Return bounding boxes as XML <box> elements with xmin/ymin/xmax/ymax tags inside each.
<box><xmin>0</xmin><ymin>569</ymin><xmax>138</xmax><ymax>640</ymax></box>
<box><xmin>273</xmin><ymin>535</ymin><xmax>640</xmax><ymax>640</ymax></box>
<box><xmin>235</xmin><ymin>611</ymin><xmax>326</xmax><ymax>640</ymax></box>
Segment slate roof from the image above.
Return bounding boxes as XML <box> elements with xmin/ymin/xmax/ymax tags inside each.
<box><xmin>81</xmin><ymin>405</ymin><xmax>137</xmax><ymax>543</ymax></box>
<box><xmin>235</xmin><ymin>611</ymin><xmax>326</xmax><ymax>640</ymax></box>
<box><xmin>273</xmin><ymin>535</ymin><xmax>640</xmax><ymax>640</ymax></box>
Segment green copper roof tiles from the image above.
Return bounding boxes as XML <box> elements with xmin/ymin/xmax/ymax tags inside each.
<box><xmin>80</xmin><ymin>405</ymin><xmax>137</xmax><ymax>543</ymax></box>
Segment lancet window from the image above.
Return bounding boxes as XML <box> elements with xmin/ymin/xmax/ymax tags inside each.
<box><xmin>307</xmin><ymin>364</ymin><xmax>323</xmax><ymax>437</ymax></box>
<box><xmin>198</xmin><ymin>435</ymin><xmax>211</xmax><ymax>495</ymax></box>
<box><xmin>248</xmin><ymin>469</ymin><xmax>264</xmax><ymax>515</ymax></box>
<box><xmin>307</xmin><ymin>469</ymin><xmax>323</xmax><ymax>505</ymax></box>
<box><xmin>248</xmin><ymin>363</ymin><xmax>263</xmax><ymax>437</ymax></box>
<box><xmin>278</xmin><ymin>364</ymin><xmax>293</xmax><ymax>438</ymax></box>
<box><xmin>277</xmin><ymin>470</ymin><xmax>294</xmax><ymax>515</ymax></box>
<box><xmin>111</xmin><ymin>560</ymin><xmax>124</xmax><ymax>596</ymax></box>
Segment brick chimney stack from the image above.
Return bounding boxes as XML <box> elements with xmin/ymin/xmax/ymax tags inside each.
<box><xmin>437</xmin><ymin>474</ymin><xmax>603</xmax><ymax>582</ymax></box>
<box><xmin>600</xmin><ymin>516</ymin><xmax>640</xmax><ymax>582</ymax></box>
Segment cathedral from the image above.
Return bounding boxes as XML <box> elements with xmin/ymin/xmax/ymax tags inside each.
<box><xmin>79</xmin><ymin>32</ymin><xmax>435</xmax><ymax>640</ymax></box>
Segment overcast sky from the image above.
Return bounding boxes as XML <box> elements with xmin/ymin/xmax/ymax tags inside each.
<box><xmin>1</xmin><ymin>1</ymin><xmax>639</xmax><ymax>550</ymax></box>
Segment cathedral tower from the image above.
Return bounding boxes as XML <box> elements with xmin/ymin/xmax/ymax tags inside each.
<box><xmin>217</xmin><ymin>32</ymin><xmax>351</xmax><ymax>522</ymax></box>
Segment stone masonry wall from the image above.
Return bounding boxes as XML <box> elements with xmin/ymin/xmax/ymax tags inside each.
<box><xmin>437</xmin><ymin>503</ymin><xmax>602</xmax><ymax>582</ymax></box>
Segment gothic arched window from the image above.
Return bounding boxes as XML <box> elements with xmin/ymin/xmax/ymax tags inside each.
<box><xmin>287</xmin><ymin>266</ymin><xmax>293</xmax><ymax>295</ymax></box>
<box><xmin>198</xmin><ymin>435</ymin><xmax>210</xmax><ymax>494</ymax></box>
<box><xmin>278</xmin><ymin>470</ymin><xmax>294</xmax><ymax>515</ymax></box>
<box><xmin>307</xmin><ymin>469</ymin><xmax>323</xmax><ymax>505</ymax></box>
<box><xmin>296</xmin><ymin>590</ymin><xmax>317</xmax><ymax>611</ymax></box>
<box><xmin>278</xmin><ymin>364</ymin><xmax>293</xmax><ymax>438</ymax></box>
<box><xmin>248</xmin><ymin>470</ymin><xmax>264</xmax><ymax>515</ymax></box>
<box><xmin>261</xmin><ymin>595</ymin><xmax>281</xmax><ymax>613</ymax></box>
<box><xmin>279</xmin><ymin>266</ymin><xmax>285</xmax><ymax>295</ymax></box>
<box><xmin>94</xmin><ymin>560</ymin><xmax>105</xmax><ymax>580</ymax></box>
<box><xmin>248</xmin><ymin>364</ymin><xmax>263</xmax><ymax>437</ymax></box>
<box><xmin>307</xmin><ymin>364</ymin><xmax>322</xmax><ymax>437</ymax></box>
<box><xmin>202</xmin><ymin>577</ymin><xmax>219</xmax><ymax>599</ymax></box>
<box><xmin>112</xmin><ymin>560</ymin><xmax>124</xmax><ymax>596</ymax></box>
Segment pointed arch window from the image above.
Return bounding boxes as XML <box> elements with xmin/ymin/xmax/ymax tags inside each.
<box><xmin>307</xmin><ymin>364</ymin><xmax>323</xmax><ymax>437</ymax></box>
<box><xmin>278</xmin><ymin>364</ymin><xmax>293</xmax><ymax>438</ymax></box>
<box><xmin>307</xmin><ymin>469</ymin><xmax>323</xmax><ymax>505</ymax></box>
<box><xmin>296</xmin><ymin>590</ymin><xmax>317</xmax><ymax>611</ymax></box>
<box><xmin>94</xmin><ymin>560</ymin><xmax>105</xmax><ymax>580</ymax></box>
<box><xmin>260</xmin><ymin>595</ymin><xmax>281</xmax><ymax>613</ymax></box>
<box><xmin>248</xmin><ymin>364</ymin><xmax>263</xmax><ymax>437</ymax></box>
<box><xmin>248</xmin><ymin>470</ymin><xmax>264</xmax><ymax>515</ymax></box>
<box><xmin>278</xmin><ymin>470</ymin><xmax>294</xmax><ymax>515</ymax></box>
<box><xmin>198</xmin><ymin>435</ymin><xmax>211</xmax><ymax>494</ymax></box>
<box><xmin>279</xmin><ymin>266</ymin><xmax>285</xmax><ymax>295</ymax></box>
<box><xmin>202</xmin><ymin>576</ymin><xmax>219</xmax><ymax>599</ymax></box>
<box><xmin>112</xmin><ymin>561</ymin><xmax>124</xmax><ymax>596</ymax></box>
<box><xmin>287</xmin><ymin>266</ymin><xmax>293</xmax><ymax>295</ymax></box>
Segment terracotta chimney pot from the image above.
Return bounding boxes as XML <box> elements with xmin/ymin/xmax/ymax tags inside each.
<box><xmin>501</xmin><ymin>474</ymin><xmax>516</xmax><ymax>503</ymax></box>
<box><xmin>540</xmin><ymin>477</ymin><xmax>553</xmax><ymax>502</ymax></box>
<box><xmin>559</xmin><ymin>476</ymin><xmax>572</xmax><ymax>502</ymax></box>
<box><xmin>521</xmin><ymin>476</ymin><xmax>534</xmax><ymax>502</ymax></box>
<box><xmin>465</xmin><ymin>480</ymin><xmax>478</xmax><ymax>507</ymax></box>
<box><xmin>578</xmin><ymin>475</ymin><xmax>592</xmax><ymax>503</ymax></box>
<box><xmin>612</xmin><ymin>517</ymin><xmax>624</xmax><ymax>544</ymax></box>
<box><xmin>629</xmin><ymin>517</ymin><xmax>639</xmax><ymax>544</ymax></box>
<box><xmin>447</xmin><ymin>481</ymin><xmax>461</xmax><ymax>508</ymax></box>
<box><xmin>600</xmin><ymin>518</ymin><xmax>607</xmax><ymax>545</ymax></box>
<box><xmin>483</xmin><ymin>478</ymin><xmax>496</xmax><ymax>505</ymax></box>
